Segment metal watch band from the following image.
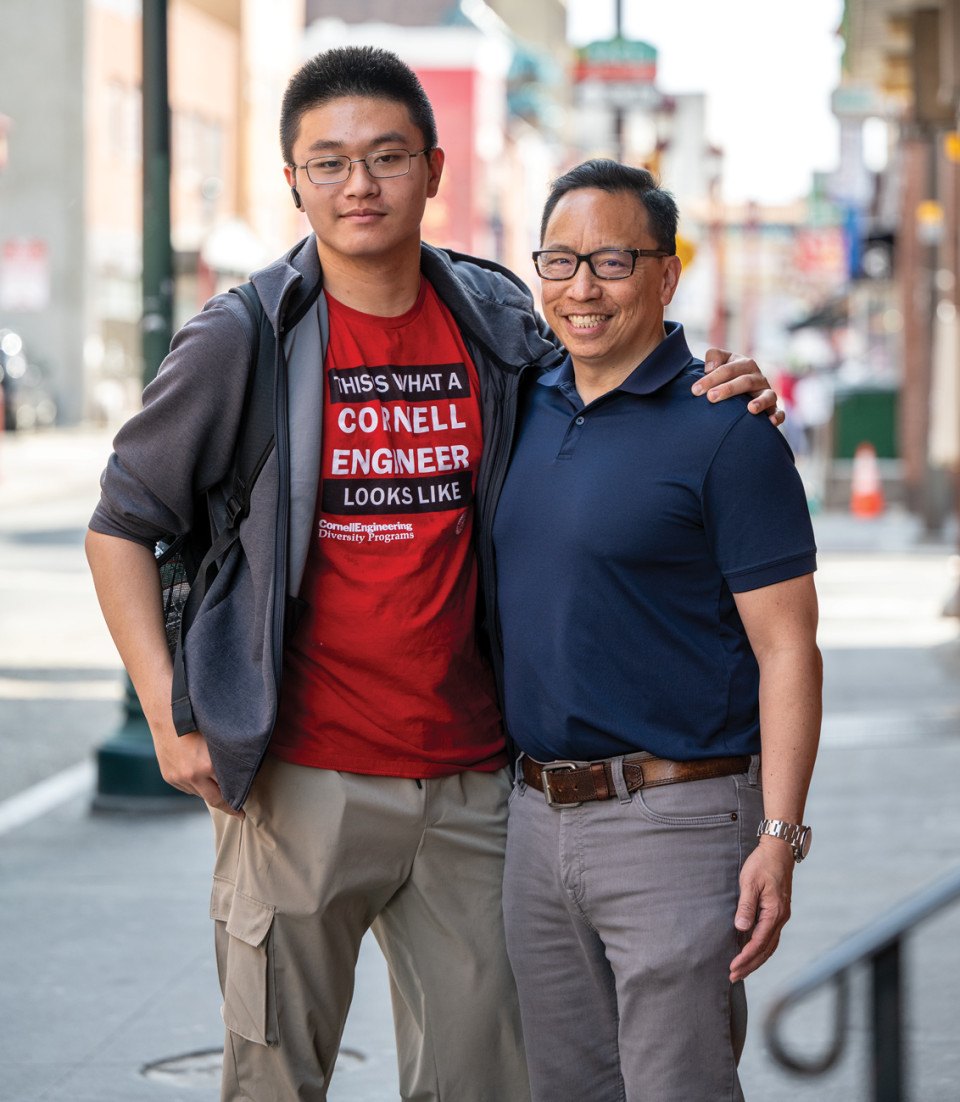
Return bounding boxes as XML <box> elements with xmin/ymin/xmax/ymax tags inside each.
<box><xmin>757</xmin><ymin>818</ymin><xmax>812</xmax><ymax>862</ymax></box>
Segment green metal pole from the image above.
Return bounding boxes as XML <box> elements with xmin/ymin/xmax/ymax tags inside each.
<box><xmin>140</xmin><ymin>0</ymin><xmax>173</xmax><ymax>386</ymax></box>
<box><xmin>94</xmin><ymin>0</ymin><xmax>194</xmax><ymax>811</ymax></box>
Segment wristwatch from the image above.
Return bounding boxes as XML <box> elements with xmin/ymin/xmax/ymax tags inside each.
<box><xmin>757</xmin><ymin>819</ymin><xmax>812</xmax><ymax>863</ymax></box>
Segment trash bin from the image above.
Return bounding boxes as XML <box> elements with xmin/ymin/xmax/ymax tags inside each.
<box><xmin>832</xmin><ymin>384</ymin><xmax>898</xmax><ymax>460</ymax></box>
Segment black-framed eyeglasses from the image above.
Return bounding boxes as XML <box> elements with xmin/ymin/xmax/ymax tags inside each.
<box><xmin>290</xmin><ymin>147</ymin><xmax>431</xmax><ymax>186</ymax></box>
<box><xmin>532</xmin><ymin>248</ymin><xmax>673</xmax><ymax>281</ymax></box>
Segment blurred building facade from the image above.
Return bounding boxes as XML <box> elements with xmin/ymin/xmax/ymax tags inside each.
<box><xmin>0</xmin><ymin>0</ymin><xmax>306</xmax><ymax>425</ymax></box>
<box><xmin>567</xmin><ymin>34</ymin><xmax>849</xmax><ymax>391</ymax></box>
<box><xmin>832</xmin><ymin>0</ymin><xmax>960</xmax><ymax>533</ymax></box>
<box><xmin>12</xmin><ymin>0</ymin><xmax>915</xmax><ymax>479</ymax></box>
<box><xmin>0</xmin><ymin>0</ymin><xmax>570</xmax><ymax>425</ymax></box>
<box><xmin>0</xmin><ymin>0</ymin><xmax>86</xmax><ymax>424</ymax></box>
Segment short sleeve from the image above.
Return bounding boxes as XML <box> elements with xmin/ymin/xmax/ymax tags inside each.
<box><xmin>702</xmin><ymin>413</ymin><xmax>817</xmax><ymax>592</ymax></box>
<box><xmin>88</xmin><ymin>295</ymin><xmax>255</xmax><ymax>545</ymax></box>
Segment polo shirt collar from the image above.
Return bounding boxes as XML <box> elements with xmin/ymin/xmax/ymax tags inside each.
<box><xmin>538</xmin><ymin>321</ymin><xmax>694</xmax><ymax>397</ymax></box>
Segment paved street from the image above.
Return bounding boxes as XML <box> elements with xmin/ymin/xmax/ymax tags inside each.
<box><xmin>0</xmin><ymin>429</ymin><xmax>123</xmax><ymax>804</ymax></box>
<box><xmin>0</xmin><ymin>427</ymin><xmax>399</xmax><ymax>1102</ymax></box>
<box><xmin>1</xmin><ymin>426</ymin><xmax>959</xmax><ymax>1101</ymax></box>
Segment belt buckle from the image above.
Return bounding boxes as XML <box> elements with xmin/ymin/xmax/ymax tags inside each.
<box><xmin>540</xmin><ymin>761</ymin><xmax>580</xmax><ymax>809</ymax></box>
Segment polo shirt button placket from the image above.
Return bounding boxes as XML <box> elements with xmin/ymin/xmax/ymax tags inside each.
<box><xmin>556</xmin><ymin>408</ymin><xmax>586</xmax><ymax>459</ymax></box>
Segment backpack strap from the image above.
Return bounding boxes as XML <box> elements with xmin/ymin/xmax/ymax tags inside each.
<box><xmin>223</xmin><ymin>282</ymin><xmax>278</xmax><ymax>526</ymax></box>
<box><xmin>169</xmin><ymin>273</ymin><xmax>325</xmax><ymax>736</ymax></box>
<box><xmin>170</xmin><ymin>282</ymin><xmax>275</xmax><ymax>735</ymax></box>
<box><xmin>223</xmin><ymin>274</ymin><xmax>324</xmax><ymax>523</ymax></box>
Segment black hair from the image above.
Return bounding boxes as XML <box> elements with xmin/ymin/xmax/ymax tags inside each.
<box><xmin>280</xmin><ymin>46</ymin><xmax>438</xmax><ymax>164</ymax></box>
<box><xmin>540</xmin><ymin>159</ymin><xmax>678</xmax><ymax>254</ymax></box>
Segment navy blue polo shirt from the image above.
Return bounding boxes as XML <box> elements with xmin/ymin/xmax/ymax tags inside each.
<box><xmin>493</xmin><ymin>322</ymin><xmax>817</xmax><ymax>764</ymax></box>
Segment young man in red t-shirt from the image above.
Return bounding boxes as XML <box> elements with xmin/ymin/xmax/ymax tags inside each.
<box><xmin>87</xmin><ymin>48</ymin><xmax>782</xmax><ymax>1102</ymax></box>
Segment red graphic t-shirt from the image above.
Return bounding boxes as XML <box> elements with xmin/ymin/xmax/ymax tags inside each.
<box><xmin>270</xmin><ymin>279</ymin><xmax>505</xmax><ymax>776</ymax></box>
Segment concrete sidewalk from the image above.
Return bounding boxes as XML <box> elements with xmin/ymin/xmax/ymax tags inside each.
<box><xmin>1</xmin><ymin>796</ymin><xmax>399</xmax><ymax>1102</ymax></box>
<box><xmin>2</xmin><ymin>427</ymin><xmax>960</xmax><ymax>1101</ymax></box>
<box><xmin>0</xmin><ymin>428</ymin><xmax>399</xmax><ymax>1101</ymax></box>
<box><xmin>6</xmin><ymin>737</ymin><xmax>960</xmax><ymax>1101</ymax></box>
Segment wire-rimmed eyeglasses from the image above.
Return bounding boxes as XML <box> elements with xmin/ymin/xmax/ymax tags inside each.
<box><xmin>289</xmin><ymin>148</ymin><xmax>432</xmax><ymax>186</ymax></box>
<box><xmin>532</xmin><ymin>248</ymin><xmax>674</xmax><ymax>281</ymax></box>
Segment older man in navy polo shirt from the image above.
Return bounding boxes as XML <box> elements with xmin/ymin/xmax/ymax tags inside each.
<box><xmin>489</xmin><ymin>160</ymin><xmax>822</xmax><ymax>1102</ymax></box>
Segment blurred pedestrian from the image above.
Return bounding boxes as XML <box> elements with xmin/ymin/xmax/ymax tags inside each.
<box><xmin>489</xmin><ymin>161</ymin><xmax>822</xmax><ymax>1102</ymax></box>
<box><xmin>86</xmin><ymin>51</ymin><xmax>780</xmax><ymax>1102</ymax></box>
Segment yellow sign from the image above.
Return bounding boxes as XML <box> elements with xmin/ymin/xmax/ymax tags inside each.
<box><xmin>946</xmin><ymin>132</ymin><xmax>960</xmax><ymax>164</ymax></box>
<box><xmin>676</xmin><ymin>234</ymin><xmax>696</xmax><ymax>268</ymax></box>
<box><xmin>916</xmin><ymin>199</ymin><xmax>943</xmax><ymax>226</ymax></box>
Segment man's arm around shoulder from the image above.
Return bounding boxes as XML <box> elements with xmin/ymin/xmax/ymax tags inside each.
<box><xmin>695</xmin><ymin>347</ymin><xmax>784</xmax><ymax>424</ymax></box>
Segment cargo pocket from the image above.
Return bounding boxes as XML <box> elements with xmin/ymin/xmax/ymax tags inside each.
<box><xmin>210</xmin><ymin>876</ymin><xmax>279</xmax><ymax>1047</ymax></box>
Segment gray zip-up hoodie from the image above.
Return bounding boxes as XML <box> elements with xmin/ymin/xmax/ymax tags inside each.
<box><xmin>90</xmin><ymin>235</ymin><xmax>563</xmax><ymax>808</ymax></box>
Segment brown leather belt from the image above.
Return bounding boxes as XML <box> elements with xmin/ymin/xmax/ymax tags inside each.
<box><xmin>522</xmin><ymin>753</ymin><xmax>751</xmax><ymax>808</ymax></box>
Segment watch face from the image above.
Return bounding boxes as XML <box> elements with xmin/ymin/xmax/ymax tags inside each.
<box><xmin>797</xmin><ymin>826</ymin><xmax>812</xmax><ymax>861</ymax></box>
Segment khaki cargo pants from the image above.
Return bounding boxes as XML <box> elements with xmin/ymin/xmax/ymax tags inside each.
<box><xmin>209</xmin><ymin>756</ymin><xmax>530</xmax><ymax>1102</ymax></box>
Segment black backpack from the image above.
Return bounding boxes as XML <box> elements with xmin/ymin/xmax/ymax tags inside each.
<box><xmin>156</xmin><ymin>275</ymin><xmax>321</xmax><ymax>729</ymax></box>
<box><xmin>156</xmin><ymin>282</ymin><xmax>274</xmax><ymax>660</ymax></box>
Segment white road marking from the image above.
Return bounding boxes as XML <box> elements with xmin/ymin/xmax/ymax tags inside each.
<box><xmin>0</xmin><ymin>760</ymin><xmax>95</xmax><ymax>835</ymax></box>
<box><xmin>0</xmin><ymin>677</ymin><xmax>122</xmax><ymax>700</ymax></box>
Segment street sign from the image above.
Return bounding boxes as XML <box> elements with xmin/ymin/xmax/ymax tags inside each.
<box><xmin>575</xmin><ymin>80</ymin><xmax>663</xmax><ymax>111</ymax></box>
<box><xmin>575</xmin><ymin>37</ymin><xmax>658</xmax><ymax>84</ymax></box>
<box><xmin>676</xmin><ymin>234</ymin><xmax>696</xmax><ymax>269</ymax></box>
<box><xmin>916</xmin><ymin>200</ymin><xmax>944</xmax><ymax>245</ymax></box>
<box><xmin>0</xmin><ymin>238</ymin><xmax>50</xmax><ymax>312</ymax></box>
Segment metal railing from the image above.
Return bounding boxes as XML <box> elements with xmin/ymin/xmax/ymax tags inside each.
<box><xmin>764</xmin><ymin>864</ymin><xmax>960</xmax><ymax>1102</ymax></box>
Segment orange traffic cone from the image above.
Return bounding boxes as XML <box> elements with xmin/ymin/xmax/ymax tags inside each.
<box><xmin>850</xmin><ymin>442</ymin><xmax>885</xmax><ymax>518</ymax></box>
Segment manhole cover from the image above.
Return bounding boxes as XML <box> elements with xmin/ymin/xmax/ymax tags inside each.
<box><xmin>142</xmin><ymin>1049</ymin><xmax>223</xmax><ymax>1085</ymax></box>
<box><xmin>142</xmin><ymin>1046</ymin><xmax>366</xmax><ymax>1086</ymax></box>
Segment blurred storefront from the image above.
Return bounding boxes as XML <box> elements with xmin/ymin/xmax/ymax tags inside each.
<box><xmin>85</xmin><ymin>0</ymin><xmax>305</xmax><ymax>422</ymax></box>
<box><xmin>0</xmin><ymin>0</ymin><xmax>306</xmax><ymax>426</ymax></box>
<box><xmin>0</xmin><ymin>0</ymin><xmax>567</xmax><ymax>425</ymax></box>
<box><xmin>0</xmin><ymin>0</ymin><xmax>85</xmax><ymax>424</ymax></box>
<box><xmin>567</xmin><ymin>27</ymin><xmax>851</xmax><ymax>433</ymax></box>
<box><xmin>833</xmin><ymin>0</ymin><xmax>960</xmax><ymax>538</ymax></box>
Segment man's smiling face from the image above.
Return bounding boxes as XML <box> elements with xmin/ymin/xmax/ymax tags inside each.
<box><xmin>539</xmin><ymin>187</ymin><xmax>681</xmax><ymax>380</ymax></box>
<box><xmin>284</xmin><ymin>96</ymin><xmax>443</xmax><ymax>268</ymax></box>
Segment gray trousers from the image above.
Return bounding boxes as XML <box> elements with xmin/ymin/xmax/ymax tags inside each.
<box><xmin>502</xmin><ymin>755</ymin><xmax>763</xmax><ymax>1102</ymax></box>
<box><xmin>210</xmin><ymin>756</ymin><xmax>530</xmax><ymax>1102</ymax></box>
